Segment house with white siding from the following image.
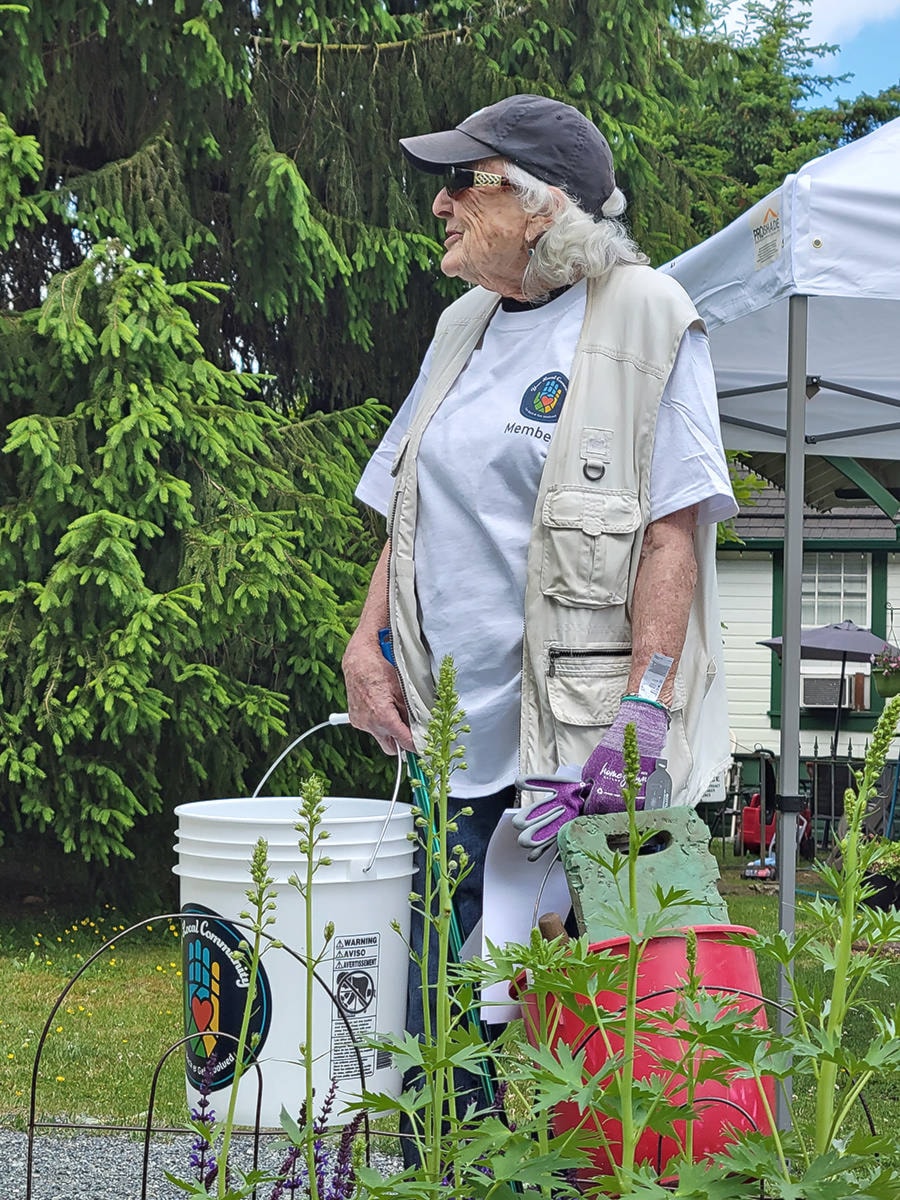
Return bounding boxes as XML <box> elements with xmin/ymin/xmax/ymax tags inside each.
<box><xmin>717</xmin><ymin>484</ymin><xmax>900</xmax><ymax>768</ymax></box>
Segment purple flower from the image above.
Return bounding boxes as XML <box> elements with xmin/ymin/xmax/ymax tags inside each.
<box><xmin>269</xmin><ymin>1145</ymin><xmax>302</xmax><ymax>1200</ymax></box>
<box><xmin>182</xmin><ymin>1074</ymin><xmax>365</xmax><ymax>1200</ymax></box>
<box><xmin>314</xmin><ymin>1079</ymin><xmax>337</xmax><ymax>1133</ymax></box>
<box><xmin>188</xmin><ymin>1055</ymin><xmax>220</xmax><ymax>1191</ymax></box>
<box><xmin>873</xmin><ymin>645</ymin><xmax>900</xmax><ymax>675</ymax></box>
<box><xmin>331</xmin><ymin>1114</ymin><xmax>364</xmax><ymax>1200</ymax></box>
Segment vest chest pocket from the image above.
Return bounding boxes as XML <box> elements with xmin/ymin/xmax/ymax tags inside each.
<box><xmin>540</xmin><ymin>486</ymin><xmax>642</xmax><ymax>607</ymax></box>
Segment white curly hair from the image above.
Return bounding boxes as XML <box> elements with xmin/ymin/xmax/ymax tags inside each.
<box><xmin>501</xmin><ymin>160</ymin><xmax>648</xmax><ymax>299</ymax></box>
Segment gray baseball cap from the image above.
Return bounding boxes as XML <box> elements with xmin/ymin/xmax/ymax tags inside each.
<box><xmin>400</xmin><ymin>94</ymin><xmax>616</xmax><ymax>218</ymax></box>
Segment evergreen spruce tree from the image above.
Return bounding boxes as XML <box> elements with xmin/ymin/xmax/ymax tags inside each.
<box><xmin>0</xmin><ymin>0</ymin><xmax>724</xmax><ymax>877</ymax></box>
<box><xmin>0</xmin><ymin>240</ymin><xmax>384</xmax><ymax>872</ymax></box>
<box><xmin>3</xmin><ymin>1</ymin><xmax>895</xmax><ymax>410</ymax></box>
<box><xmin>675</xmin><ymin>1</ymin><xmax>899</xmax><ymax>225</ymax></box>
<box><xmin>0</xmin><ymin>0</ymin><xmax>759</xmax><ymax>419</ymax></box>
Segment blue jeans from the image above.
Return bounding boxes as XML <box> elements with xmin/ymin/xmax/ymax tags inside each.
<box><xmin>400</xmin><ymin>785</ymin><xmax>515</xmax><ymax>1166</ymax></box>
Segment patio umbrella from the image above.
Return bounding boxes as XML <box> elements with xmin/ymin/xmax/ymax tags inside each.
<box><xmin>758</xmin><ymin>620</ymin><xmax>896</xmax><ymax>757</ymax></box>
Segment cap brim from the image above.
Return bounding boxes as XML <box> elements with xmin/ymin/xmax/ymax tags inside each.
<box><xmin>400</xmin><ymin>128</ymin><xmax>498</xmax><ymax>173</ymax></box>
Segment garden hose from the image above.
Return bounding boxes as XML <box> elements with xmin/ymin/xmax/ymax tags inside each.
<box><xmin>405</xmin><ymin>750</ymin><xmax>496</xmax><ymax>1106</ymax></box>
<box><xmin>378</xmin><ymin>626</ymin><xmax>496</xmax><ymax>1105</ymax></box>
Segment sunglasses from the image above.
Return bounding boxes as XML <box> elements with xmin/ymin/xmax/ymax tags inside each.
<box><xmin>441</xmin><ymin>166</ymin><xmax>512</xmax><ymax>198</ymax></box>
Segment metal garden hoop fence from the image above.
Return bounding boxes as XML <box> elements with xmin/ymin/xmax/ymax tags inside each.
<box><xmin>25</xmin><ymin>911</ymin><xmax>374</xmax><ymax>1200</ymax></box>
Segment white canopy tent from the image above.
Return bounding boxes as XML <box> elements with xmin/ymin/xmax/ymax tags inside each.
<box><xmin>661</xmin><ymin>116</ymin><xmax>900</xmax><ymax>1120</ymax></box>
<box><xmin>663</xmin><ymin>117</ymin><xmax>900</xmax><ymax>463</ymax></box>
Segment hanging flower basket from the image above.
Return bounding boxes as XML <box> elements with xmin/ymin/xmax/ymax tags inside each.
<box><xmin>873</xmin><ymin>668</ymin><xmax>900</xmax><ymax>698</ymax></box>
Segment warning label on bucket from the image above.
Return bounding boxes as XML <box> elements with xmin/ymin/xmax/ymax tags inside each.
<box><xmin>331</xmin><ymin>933</ymin><xmax>380</xmax><ymax>1080</ymax></box>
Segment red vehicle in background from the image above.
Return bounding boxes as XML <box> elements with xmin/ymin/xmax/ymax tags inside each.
<box><xmin>733</xmin><ymin>754</ymin><xmax>813</xmax><ymax>862</ymax></box>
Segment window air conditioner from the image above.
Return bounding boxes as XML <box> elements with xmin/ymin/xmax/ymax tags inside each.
<box><xmin>801</xmin><ymin>674</ymin><xmax>857</xmax><ymax>709</ymax></box>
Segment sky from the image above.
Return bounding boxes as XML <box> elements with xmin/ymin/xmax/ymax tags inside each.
<box><xmin>807</xmin><ymin>0</ymin><xmax>900</xmax><ymax>102</ymax></box>
<box><xmin>724</xmin><ymin>0</ymin><xmax>900</xmax><ymax>103</ymax></box>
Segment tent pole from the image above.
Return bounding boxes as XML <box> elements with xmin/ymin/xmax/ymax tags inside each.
<box><xmin>832</xmin><ymin>652</ymin><xmax>848</xmax><ymax>757</ymax></box>
<box><xmin>776</xmin><ymin>293</ymin><xmax>808</xmax><ymax>1128</ymax></box>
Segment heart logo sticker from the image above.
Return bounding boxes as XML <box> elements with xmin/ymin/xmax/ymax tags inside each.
<box><xmin>180</xmin><ymin>903</ymin><xmax>272</xmax><ymax>1092</ymax></box>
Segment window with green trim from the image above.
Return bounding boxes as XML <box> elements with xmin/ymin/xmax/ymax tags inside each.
<box><xmin>769</xmin><ymin>548</ymin><xmax>889</xmax><ymax>730</ymax></box>
<box><xmin>801</xmin><ymin>552</ymin><xmax>869</xmax><ymax>627</ymax></box>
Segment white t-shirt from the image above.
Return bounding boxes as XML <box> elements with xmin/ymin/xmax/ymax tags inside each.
<box><xmin>357</xmin><ymin>279</ymin><xmax>737</xmax><ymax>796</ymax></box>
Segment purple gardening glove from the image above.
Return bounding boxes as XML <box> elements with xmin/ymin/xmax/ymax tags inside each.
<box><xmin>512</xmin><ymin>698</ymin><xmax>669</xmax><ymax>860</ymax></box>
<box><xmin>511</xmin><ymin>764</ymin><xmax>584</xmax><ymax>861</ymax></box>
<box><xmin>581</xmin><ymin>697</ymin><xmax>669</xmax><ymax>815</ymax></box>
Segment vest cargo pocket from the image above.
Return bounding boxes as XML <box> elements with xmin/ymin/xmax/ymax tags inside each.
<box><xmin>540</xmin><ymin>486</ymin><xmax>642</xmax><ymax>608</ymax></box>
<box><xmin>545</xmin><ymin>645</ymin><xmax>631</xmax><ymax>766</ymax></box>
<box><xmin>545</xmin><ymin>646</ymin><xmax>632</xmax><ymax>727</ymax></box>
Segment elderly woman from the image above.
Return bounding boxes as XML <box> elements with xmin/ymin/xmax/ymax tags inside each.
<box><xmin>342</xmin><ymin>91</ymin><xmax>736</xmax><ymax>1154</ymax></box>
<box><xmin>345</xmin><ymin>90</ymin><xmax>735</xmax><ymax>847</ymax></box>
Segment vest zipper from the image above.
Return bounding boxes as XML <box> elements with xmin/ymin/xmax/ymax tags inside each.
<box><xmin>547</xmin><ymin>646</ymin><xmax>631</xmax><ymax>677</ymax></box>
<box><xmin>386</xmin><ymin>491</ymin><xmax>417</xmax><ymax>728</ymax></box>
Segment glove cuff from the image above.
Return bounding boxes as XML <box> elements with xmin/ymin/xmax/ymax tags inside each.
<box><xmin>621</xmin><ymin>694</ymin><xmax>670</xmax><ymax>723</ymax></box>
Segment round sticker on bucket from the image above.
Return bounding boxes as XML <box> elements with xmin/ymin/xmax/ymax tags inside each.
<box><xmin>181</xmin><ymin>903</ymin><xmax>272</xmax><ymax>1091</ymax></box>
<box><xmin>336</xmin><ymin>969</ymin><xmax>376</xmax><ymax>1015</ymax></box>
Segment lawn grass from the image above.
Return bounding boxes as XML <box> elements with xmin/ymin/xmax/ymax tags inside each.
<box><xmin>0</xmin><ymin>905</ymin><xmax>186</xmax><ymax>1130</ymax></box>
<box><xmin>716</xmin><ymin>845</ymin><xmax>900</xmax><ymax>1140</ymax></box>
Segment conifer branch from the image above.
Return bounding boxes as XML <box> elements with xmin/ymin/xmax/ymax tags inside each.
<box><xmin>250</xmin><ymin>27</ymin><xmax>468</xmax><ymax>56</ymax></box>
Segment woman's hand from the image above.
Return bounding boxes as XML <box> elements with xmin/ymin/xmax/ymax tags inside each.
<box><xmin>341</xmin><ymin>541</ymin><xmax>414</xmax><ymax>755</ymax></box>
<box><xmin>342</xmin><ymin>631</ymin><xmax>414</xmax><ymax>755</ymax></box>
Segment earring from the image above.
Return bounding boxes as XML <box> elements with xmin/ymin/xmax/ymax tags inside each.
<box><xmin>527</xmin><ymin>246</ymin><xmax>535</xmax><ymax>259</ymax></box>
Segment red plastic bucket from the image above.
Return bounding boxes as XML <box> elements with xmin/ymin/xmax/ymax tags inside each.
<box><xmin>513</xmin><ymin>925</ymin><xmax>774</xmax><ymax>1177</ymax></box>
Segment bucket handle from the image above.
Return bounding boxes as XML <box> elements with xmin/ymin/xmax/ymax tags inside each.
<box><xmin>362</xmin><ymin>745</ymin><xmax>404</xmax><ymax>875</ymax></box>
<box><xmin>250</xmin><ymin>713</ymin><xmax>405</xmax><ymax>876</ymax></box>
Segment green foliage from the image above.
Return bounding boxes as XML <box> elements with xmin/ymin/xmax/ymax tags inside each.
<box><xmin>676</xmin><ymin>1</ymin><xmax>899</xmax><ymax>224</ymax></box>
<box><xmin>0</xmin><ymin>242</ymin><xmax>386</xmax><ymax>865</ymax></box>
<box><xmin>718</xmin><ymin>454</ymin><xmax>766</xmax><ymax>546</ymax></box>
<box><xmin>365</xmin><ymin>659</ymin><xmax>590</xmax><ymax>1196</ymax></box>
<box><xmin>209</xmin><ymin>835</ymin><xmax>278</xmax><ymax>1196</ymax></box>
<box><xmin>451</xmin><ymin>693</ymin><xmax>900</xmax><ymax>1198</ymax></box>
<box><xmin>0</xmin><ymin>110</ymin><xmax>43</xmax><ymax>248</ymax></box>
<box><xmin>866</xmin><ymin>836</ymin><xmax>900</xmax><ymax>882</ymax></box>
<box><xmin>3</xmin><ymin>0</ymin><xmax>893</xmax><ymax>427</ymax></box>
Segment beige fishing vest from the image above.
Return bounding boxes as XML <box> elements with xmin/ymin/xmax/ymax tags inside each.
<box><xmin>388</xmin><ymin>264</ymin><xmax>731</xmax><ymax>807</ymax></box>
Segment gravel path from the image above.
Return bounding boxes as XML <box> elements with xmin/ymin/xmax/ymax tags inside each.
<box><xmin>0</xmin><ymin>1127</ymin><xmax>403</xmax><ymax>1199</ymax></box>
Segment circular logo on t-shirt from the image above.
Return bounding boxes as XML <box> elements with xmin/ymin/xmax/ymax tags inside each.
<box><xmin>519</xmin><ymin>372</ymin><xmax>568</xmax><ymax>423</ymax></box>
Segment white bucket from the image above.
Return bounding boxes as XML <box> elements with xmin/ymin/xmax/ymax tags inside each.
<box><xmin>176</xmin><ymin>795</ymin><xmax>408</xmax><ymax>843</ymax></box>
<box><xmin>173</xmin><ymin>793</ymin><xmax>414</xmax><ymax>1128</ymax></box>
